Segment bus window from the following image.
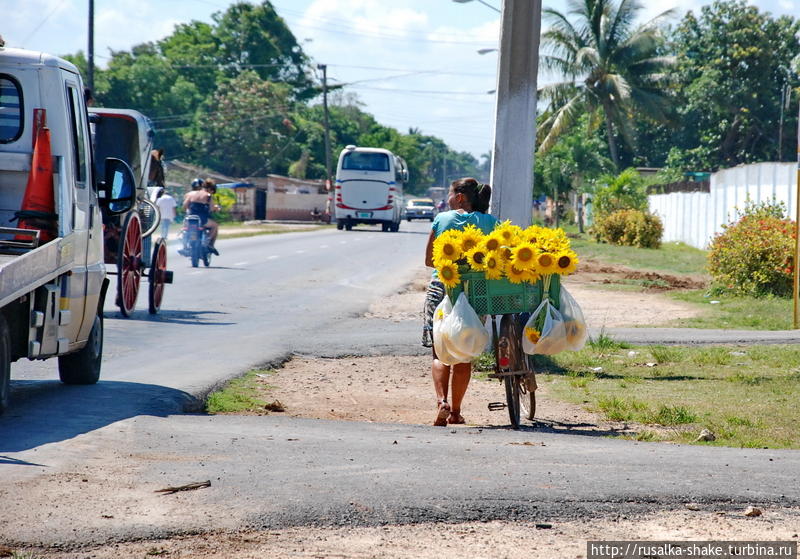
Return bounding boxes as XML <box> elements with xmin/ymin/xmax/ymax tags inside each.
<box><xmin>342</xmin><ymin>151</ymin><xmax>389</xmax><ymax>172</ymax></box>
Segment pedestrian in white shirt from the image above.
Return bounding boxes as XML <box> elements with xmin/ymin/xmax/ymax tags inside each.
<box><xmin>155</xmin><ymin>190</ymin><xmax>178</xmax><ymax>239</ymax></box>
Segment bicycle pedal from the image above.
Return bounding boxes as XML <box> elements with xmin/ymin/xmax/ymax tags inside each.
<box><xmin>488</xmin><ymin>402</ymin><xmax>507</xmax><ymax>411</ymax></box>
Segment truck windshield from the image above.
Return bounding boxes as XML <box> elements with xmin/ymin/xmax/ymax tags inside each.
<box><xmin>342</xmin><ymin>152</ymin><xmax>389</xmax><ymax>172</ymax></box>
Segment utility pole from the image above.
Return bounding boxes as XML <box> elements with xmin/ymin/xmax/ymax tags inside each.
<box><xmin>317</xmin><ymin>64</ymin><xmax>332</xmax><ymax>190</ymax></box>
<box><xmin>488</xmin><ymin>0</ymin><xmax>542</xmax><ymax>227</ymax></box>
<box><xmin>87</xmin><ymin>0</ymin><xmax>94</xmax><ymax>94</ymax></box>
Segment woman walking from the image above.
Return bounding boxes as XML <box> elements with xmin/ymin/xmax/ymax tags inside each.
<box><xmin>423</xmin><ymin>177</ymin><xmax>497</xmax><ymax>426</ymax></box>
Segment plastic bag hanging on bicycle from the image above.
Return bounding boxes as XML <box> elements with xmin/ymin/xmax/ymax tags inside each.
<box><xmin>522</xmin><ymin>299</ymin><xmax>568</xmax><ymax>355</ymax></box>
<box><xmin>559</xmin><ymin>287</ymin><xmax>588</xmax><ymax>351</ymax></box>
<box><xmin>444</xmin><ymin>293</ymin><xmax>490</xmax><ymax>360</ymax></box>
<box><xmin>432</xmin><ymin>295</ymin><xmax>472</xmax><ymax>365</ymax></box>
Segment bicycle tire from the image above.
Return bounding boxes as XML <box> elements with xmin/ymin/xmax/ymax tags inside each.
<box><xmin>519</xmin><ymin>374</ymin><xmax>536</xmax><ymax>421</ymax></box>
<box><xmin>504</xmin><ymin>375</ymin><xmax>521</xmax><ymax>429</ymax></box>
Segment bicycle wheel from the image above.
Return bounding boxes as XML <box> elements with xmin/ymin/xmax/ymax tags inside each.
<box><xmin>519</xmin><ymin>374</ymin><xmax>536</xmax><ymax>421</ymax></box>
<box><xmin>504</xmin><ymin>375</ymin><xmax>521</xmax><ymax>429</ymax></box>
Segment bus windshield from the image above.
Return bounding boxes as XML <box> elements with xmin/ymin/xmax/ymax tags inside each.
<box><xmin>342</xmin><ymin>151</ymin><xmax>390</xmax><ymax>172</ymax></box>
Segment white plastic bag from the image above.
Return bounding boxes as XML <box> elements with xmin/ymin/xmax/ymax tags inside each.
<box><xmin>559</xmin><ymin>287</ymin><xmax>587</xmax><ymax>351</ymax></box>
<box><xmin>522</xmin><ymin>298</ymin><xmax>568</xmax><ymax>355</ymax></box>
<box><xmin>432</xmin><ymin>295</ymin><xmax>472</xmax><ymax>365</ymax></box>
<box><xmin>444</xmin><ymin>293</ymin><xmax>490</xmax><ymax>360</ymax></box>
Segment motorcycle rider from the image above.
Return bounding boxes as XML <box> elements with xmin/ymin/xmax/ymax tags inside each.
<box><xmin>180</xmin><ymin>178</ymin><xmax>220</xmax><ymax>256</ymax></box>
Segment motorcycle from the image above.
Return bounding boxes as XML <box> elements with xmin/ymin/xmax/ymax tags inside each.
<box><xmin>179</xmin><ymin>214</ymin><xmax>212</xmax><ymax>268</ymax></box>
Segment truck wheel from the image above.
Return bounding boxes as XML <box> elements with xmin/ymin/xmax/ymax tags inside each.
<box><xmin>381</xmin><ymin>222</ymin><xmax>389</xmax><ymax>232</ymax></box>
<box><xmin>58</xmin><ymin>312</ymin><xmax>102</xmax><ymax>385</ymax></box>
<box><xmin>336</xmin><ymin>222</ymin><xmax>343</xmax><ymax>230</ymax></box>
<box><xmin>391</xmin><ymin>221</ymin><xmax>400</xmax><ymax>232</ymax></box>
<box><xmin>345</xmin><ymin>221</ymin><xmax>353</xmax><ymax>231</ymax></box>
<box><xmin>0</xmin><ymin>314</ymin><xmax>11</xmax><ymax>414</ymax></box>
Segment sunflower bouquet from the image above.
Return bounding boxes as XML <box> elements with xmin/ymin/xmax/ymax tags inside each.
<box><xmin>432</xmin><ymin>221</ymin><xmax>579</xmax><ymax>290</ymax></box>
<box><xmin>433</xmin><ymin>221</ymin><xmax>583</xmax><ymax>355</ymax></box>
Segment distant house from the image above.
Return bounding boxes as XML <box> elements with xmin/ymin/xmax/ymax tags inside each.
<box><xmin>222</xmin><ymin>174</ymin><xmax>327</xmax><ymax>221</ymax></box>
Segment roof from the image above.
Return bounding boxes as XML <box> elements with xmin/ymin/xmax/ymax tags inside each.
<box><xmin>0</xmin><ymin>47</ymin><xmax>79</xmax><ymax>74</ymax></box>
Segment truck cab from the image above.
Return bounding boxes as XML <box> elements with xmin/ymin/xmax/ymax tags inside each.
<box><xmin>0</xmin><ymin>47</ymin><xmax>135</xmax><ymax>413</ymax></box>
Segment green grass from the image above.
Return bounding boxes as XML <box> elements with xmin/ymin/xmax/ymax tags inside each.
<box><xmin>667</xmin><ymin>290</ymin><xmax>793</xmax><ymax>330</ymax></box>
<box><xmin>206</xmin><ymin>370</ymin><xmax>273</xmax><ymax>413</ymax></box>
<box><xmin>570</xmin><ymin>235</ymin><xmax>708</xmax><ymax>276</ymax></box>
<box><xmin>539</xmin><ymin>343</ymin><xmax>800</xmax><ymax>448</ymax></box>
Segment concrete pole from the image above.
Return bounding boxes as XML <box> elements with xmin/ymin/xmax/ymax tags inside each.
<box><xmin>87</xmin><ymin>0</ymin><xmax>94</xmax><ymax>94</ymax></box>
<box><xmin>489</xmin><ymin>0</ymin><xmax>542</xmax><ymax>227</ymax></box>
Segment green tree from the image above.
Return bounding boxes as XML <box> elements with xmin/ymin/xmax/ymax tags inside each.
<box><xmin>664</xmin><ymin>0</ymin><xmax>800</xmax><ymax>171</ymax></box>
<box><xmin>538</xmin><ymin>0</ymin><xmax>675</xmax><ymax>168</ymax></box>
<box><xmin>184</xmin><ymin>71</ymin><xmax>295</xmax><ymax>177</ymax></box>
<box><xmin>212</xmin><ymin>1</ymin><xmax>314</xmax><ymax>99</ymax></box>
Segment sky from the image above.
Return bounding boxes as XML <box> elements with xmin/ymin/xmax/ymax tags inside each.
<box><xmin>2</xmin><ymin>0</ymin><xmax>797</xmax><ymax>161</ymax></box>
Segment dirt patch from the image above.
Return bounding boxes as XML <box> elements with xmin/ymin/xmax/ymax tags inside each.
<box><xmin>28</xmin><ymin>509</ymin><xmax>800</xmax><ymax>559</ymax></box>
<box><xmin>366</xmin><ymin>266</ymin><xmax>704</xmax><ymax>329</ymax></box>
<box><xmin>577</xmin><ymin>259</ymin><xmax>708</xmax><ymax>290</ymax></box>
<box><xmin>237</xmin><ymin>355</ymin><xmax>644</xmax><ymax>436</ymax></box>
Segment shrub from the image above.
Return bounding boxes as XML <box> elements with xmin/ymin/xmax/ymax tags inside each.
<box><xmin>592</xmin><ymin>209</ymin><xmax>663</xmax><ymax>248</ymax></box>
<box><xmin>593</xmin><ymin>168</ymin><xmax>649</xmax><ymax>217</ymax></box>
<box><xmin>707</xmin><ymin>199</ymin><xmax>795</xmax><ymax>297</ymax></box>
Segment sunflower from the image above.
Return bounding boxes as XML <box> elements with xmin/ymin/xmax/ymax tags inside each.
<box><xmin>483</xmin><ymin>232</ymin><xmax>504</xmax><ymax>253</ymax></box>
<box><xmin>554</xmin><ymin>250</ymin><xmax>579</xmax><ymax>275</ymax></box>
<box><xmin>437</xmin><ymin>259</ymin><xmax>461</xmax><ymax>289</ymax></box>
<box><xmin>524</xmin><ymin>327</ymin><xmax>541</xmax><ymax>345</ymax></box>
<box><xmin>505</xmin><ymin>264</ymin><xmax>529</xmax><ymax>284</ymax></box>
<box><xmin>433</xmin><ymin>231</ymin><xmax>463</xmax><ymax>265</ymax></box>
<box><xmin>483</xmin><ymin>250</ymin><xmax>505</xmax><ymax>280</ymax></box>
<box><xmin>521</xmin><ymin>225</ymin><xmax>546</xmax><ymax>245</ymax></box>
<box><xmin>535</xmin><ymin>251</ymin><xmax>559</xmax><ymax>275</ymax></box>
<box><xmin>459</xmin><ymin>224</ymin><xmax>484</xmax><ymax>253</ymax></box>
<box><xmin>494</xmin><ymin>220</ymin><xmax>522</xmax><ymax>246</ymax></box>
<box><xmin>465</xmin><ymin>246</ymin><xmax>488</xmax><ymax>271</ymax></box>
<box><xmin>510</xmin><ymin>242</ymin><xmax>538</xmax><ymax>271</ymax></box>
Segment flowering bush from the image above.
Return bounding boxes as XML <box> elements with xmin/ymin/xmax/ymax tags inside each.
<box><xmin>592</xmin><ymin>209</ymin><xmax>663</xmax><ymax>248</ymax></box>
<box><xmin>432</xmin><ymin>221</ymin><xmax>578</xmax><ymax>289</ymax></box>
<box><xmin>708</xmin><ymin>200</ymin><xmax>795</xmax><ymax>297</ymax></box>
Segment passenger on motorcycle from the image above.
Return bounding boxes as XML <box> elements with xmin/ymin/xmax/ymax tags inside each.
<box><xmin>180</xmin><ymin>178</ymin><xmax>220</xmax><ymax>256</ymax></box>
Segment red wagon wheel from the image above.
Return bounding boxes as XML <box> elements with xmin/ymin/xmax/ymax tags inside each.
<box><xmin>117</xmin><ymin>211</ymin><xmax>143</xmax><ymax>317</ymax></box>
<box><xmin>148</xmin><ymin>238</ymin><xmax>168</xmax><ymax>314</ymax></box>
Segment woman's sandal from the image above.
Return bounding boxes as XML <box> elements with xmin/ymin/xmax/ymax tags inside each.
<box><xmin>447</xmin><ymin>411</ymin><xmax>466</xmax><ymax>425</ymax></box>
<box><xmin>434</xmin><ymin>400</ymin><xmax>450</xmax><ymax>426</ymax></box>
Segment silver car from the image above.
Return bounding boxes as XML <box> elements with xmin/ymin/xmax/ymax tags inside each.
<box><xmin>405</xmin><ymin>198</ymin><xmax>436</xmax><ymax>221</ymax></box>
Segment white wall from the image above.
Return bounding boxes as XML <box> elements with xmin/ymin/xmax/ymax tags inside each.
<box><xmin>648</xmin><ymin>162</ymin><xmax>797</xmax><ymax>249</ymax></box>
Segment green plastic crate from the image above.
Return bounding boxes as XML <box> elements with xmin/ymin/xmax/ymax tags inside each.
<box><xmin>447</xmin><ymin>271</ymin><xmax>561</xmax><ymax>315</ymax></box>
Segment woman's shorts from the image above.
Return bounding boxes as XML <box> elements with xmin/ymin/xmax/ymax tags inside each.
<box><xmin>421</xmin><ymin>280</ymin><xmax>445</xmax><ymax>348</ymax></box>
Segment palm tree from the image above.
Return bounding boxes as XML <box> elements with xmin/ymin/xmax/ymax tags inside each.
<box><xmin>538</xmin><ymin>0</ymin><xmax>675</xmax><ymax>168</ymax></box>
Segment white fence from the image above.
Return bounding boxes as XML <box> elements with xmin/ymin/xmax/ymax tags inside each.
<box><xmin>648</xmin><ymin>162</ymin><xmax>797</xmax><ymax>249</ymax></box>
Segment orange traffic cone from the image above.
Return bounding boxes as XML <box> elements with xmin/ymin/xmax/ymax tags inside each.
<box><xmin>15</xmin><ymin>124</ymin><xmax>57</xmax><ymax>243</ymax></box>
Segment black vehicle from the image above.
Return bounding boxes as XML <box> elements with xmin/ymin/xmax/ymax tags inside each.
<box><xmin>180</xmin><ymin>214</ymin><xmax>212</xmax><ymax>268</ymax></box>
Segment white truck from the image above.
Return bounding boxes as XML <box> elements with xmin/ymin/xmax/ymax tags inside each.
<box><xmin>334</xmin><ymin>145</ymin><xmax>408</xmax><ymax>232</ymax></box>
<box><xmin>0</xmin><ymin>47</ymin><xmax>136</xmax><ymax>413</ymax></box>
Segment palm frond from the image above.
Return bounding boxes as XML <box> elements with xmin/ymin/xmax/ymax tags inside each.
<box><xmin>537</xmin><ymin>93</ymin><xmax>586</xmax><ymax>154</ymax></box>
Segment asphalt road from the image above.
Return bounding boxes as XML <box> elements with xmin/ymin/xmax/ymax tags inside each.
<box><xmin>2</xmin><ymin>221</ymin><xmax>800</xmax><ymax>547</ymax></box>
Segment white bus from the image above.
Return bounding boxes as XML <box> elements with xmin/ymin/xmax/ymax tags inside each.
<box><xmin>334</xmin><ymin>145</ymin><xmax>408</xmax><ymax>232</ymax></box>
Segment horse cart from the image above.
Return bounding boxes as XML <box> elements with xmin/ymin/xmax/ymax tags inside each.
<box><xmin>89</xmin><ymin>108</ymin><xmax>173</xmax><ymax>317</ymax></box>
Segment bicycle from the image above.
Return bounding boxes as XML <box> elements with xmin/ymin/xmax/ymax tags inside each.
<box><xmin>450</xmin><ymin>272</ymin><xmax>560</xmax><ymax>429</ymax></box>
